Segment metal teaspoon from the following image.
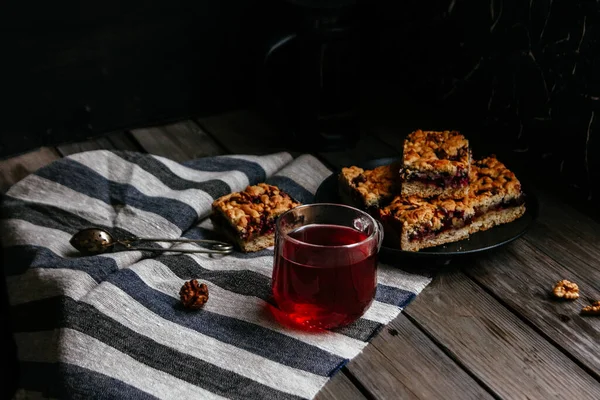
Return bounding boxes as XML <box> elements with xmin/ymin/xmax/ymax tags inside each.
<box><xmin>70</xmin><ymin>228</ymin><xmax>234</xmax><ymax>255</ymax></box>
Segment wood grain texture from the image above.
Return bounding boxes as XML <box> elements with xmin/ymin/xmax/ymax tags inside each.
<box><xmin>104</xmin><ymin>132</ymin><xmax>145</xmax><ymax>153</ymax></box>
<box><xmin>533</xmin><ymin>183</ymin><xmax>600</xmax><ymax>226</ymax></box>
<box><xmin>523</xmin><ymin>222</ymin><xmax>600</xmax><ymax>286</ymax></box>
<box><xmin>465</xmin><ymin>239</ymin><xmax>600</xmax><ymax>379</ymax></box>
<box><xmin>314</xmin><ymin>372</ymin><xmax>367</xmax><ymax>400</ymax></box>
<box><xmin>404</xmin><ymin>270</ymin><xmax>600</xmax><ymax>399</ymax></box>
<box><xmin>131</xmin><ymin>120</ymin><xmax>224</xmax><ymax>162</ymax></box>
<box><xmin>347</xmin><ymin>314</ymin><xmax>494</xmax><ymax>400</ymax></box>
<box><xmin>57</xmin><ymin>132</ymin><xmax>143</xmax><ymax>156</ymax></box>
<box><xmin>529</xmin><ymin>190</ymin><xmax>600</xmax><ymax>268</ymax></box>
<box><xmin>0</xmin><ymin>147</ymin><xmax>60</xmax><ymax>192</ymax></box>
<box><xmin>57</xmin><ymin>136</ymin><xmax>113</xmax><ymax>156</ymax></box>
<box><xmin>197</xmin><ymin>110</ymin><xmax>290</xmax><ymax>155</ymax></box>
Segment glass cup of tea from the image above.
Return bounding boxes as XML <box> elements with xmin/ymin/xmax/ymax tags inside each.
<box><xmin>271</xmin><ymin>203</ymin><xmax>384</xmax><ymax>330</ymax></box>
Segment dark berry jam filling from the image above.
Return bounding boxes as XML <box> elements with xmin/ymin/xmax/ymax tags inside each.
<box><xmin>503</xmin><ymin>195</ymin><xmax>526</xmax><ymax>208</ymax></box>
<box><xmin>406</xmin><ymin>208</ymin><xmax>472</xmax><ymax>242</ymax></box>
<box><xmin>402</xmin><ymin>168</ymin><xmax>469</xmax><ymax>189</ymax></box>
<box><xmin>212</xmin><ymin>208</ymin><xmax>277</xmax><ymax>240</ymax></box>
<box><xmin>240</xmin><ymin>214</ymin><xmax>276</xmax><ymax>240</ymax></box>
<box><xmin>474</xmin><ymin>195</ymin><xmax>526</xmax><ymax>217</ymax></box>
<box><xmin>225</xmin><ymin>192</ymin><xmax>289</xmax><ymax>239</ymax></box>
<box><xmin>352</xmin><ymin>174</ymin><xmax>367</xmax><ymax>185</ymax></box>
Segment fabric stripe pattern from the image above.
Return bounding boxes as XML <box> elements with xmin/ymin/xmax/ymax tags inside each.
<box><xmin>2</xmin><ymin>150</ymin><xmax>432</xmax><ymax>399</ymax></box>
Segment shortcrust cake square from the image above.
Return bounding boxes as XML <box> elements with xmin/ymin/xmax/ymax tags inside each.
<box><xmin>378</xmin><ymin>195</ymin><xmax>474</xmax><ymax>252</ymax></box>
<box><xmin>467</xmin><ymin>156</ymin><xmax>526</xmax><ymax>233</ymax></box>
<box><xmin>338</xmin><ymin>165</ymin><xmax>397</xmax><ymax>210</ymax></box>
<box><xmin>400</xmin><ymin>130</ymin><xmax>471</xmax><ymax>199</ymax></box>
<box><xmin>211</xmin><ymin>183</ymin><xmax>300</xmax><ymax>252</ymax></box>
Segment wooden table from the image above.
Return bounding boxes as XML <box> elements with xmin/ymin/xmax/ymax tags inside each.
<box><xmin>2</xmin><ymin>110</ymin><xmax>600</xmax><ymax>399</ymax></box>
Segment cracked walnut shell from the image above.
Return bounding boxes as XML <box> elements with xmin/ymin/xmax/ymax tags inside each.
<box><xmin>552</xmin><ymin>280</ymin><xmax>579</xmax><ymax>300</ymax></box>
<box><xmin>180</xmin><ymin>279</ymin><xmax>209</xmax><ymax>309</ymax></box>
<box><xmin>581</xmin><ymin>301</ymin><xmax>600</xmax><ymax>316</ymax></box>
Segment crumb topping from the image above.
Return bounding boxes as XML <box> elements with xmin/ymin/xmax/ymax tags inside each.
<box><xmin>402</xmin><ymin>130</ymin><xmax>470</xmax><ymax>174</ymax></box>
<box><xmin>470</xmin><ymin>156</ymin><xmax>522</xmax><ymax>197</ymax></box>
<box><xmin>379</xmin><ymin>195</ymin><xmax>474</xmax><ymax>238</ymax></box>
<box><xmin>340</xmin><ymin>165</ymin><xmax>396</xmax><ymax>206</ymax></box>
<box><xmin>465</xmin><ymin>156</ymin><xmax>525</xmax><ymax>214</ymax></box>
<box><xmin>212</xmin><ymin>183</ymin><xmax>299</xmax><ymax>237</ymax></box>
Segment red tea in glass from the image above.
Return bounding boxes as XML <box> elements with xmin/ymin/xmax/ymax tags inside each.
<box><xmin>272</xmin><ymin>204</ymin><xmax>383</xmax><ymax>329</ymax></box>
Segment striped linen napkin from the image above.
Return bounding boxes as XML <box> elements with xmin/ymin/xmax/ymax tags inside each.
<box><xmin>2</xmin><ymin>151</ymin><xmax>432</xmax><ymax>400</ymax></box>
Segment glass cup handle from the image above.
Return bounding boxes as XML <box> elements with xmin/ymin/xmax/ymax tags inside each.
<box><xmin>375</xmin><ymin>220</ymin><xmax>385</xmax><ymax>251</ymax></box>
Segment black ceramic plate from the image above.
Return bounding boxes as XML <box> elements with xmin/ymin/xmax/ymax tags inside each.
<box><xmin>314</xmin><ymin>157</ymin><xmax>539</xmax><ymax>258</ymax></box>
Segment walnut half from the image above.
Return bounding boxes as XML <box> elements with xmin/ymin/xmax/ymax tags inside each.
<box><xmin>180</xmin><ymin>279</ymin><xmax>209</xmax><ymax>309</ymax></box>
<box><xmin>581</xmin><ymin>301</ymin><xmax>600</xmax><ymax>316</ymax></box>
<box><xmin>552</xmin><ymin>280</ymin><xmax>579</xmax><ymax>300</ymax></box>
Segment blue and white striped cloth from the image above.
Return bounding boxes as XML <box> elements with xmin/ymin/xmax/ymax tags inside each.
<box><xmin>2</xmin><ymin>151</ymin><xmax>432</xmax><ymax>400</ymax></box>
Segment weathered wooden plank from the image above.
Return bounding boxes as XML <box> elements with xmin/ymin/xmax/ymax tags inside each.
<box><xmin>347</xmin><ymin>314</ymin><xmax>494</xmax><ymax>400</ymax></box>
<box><xmin>56</xmin><ymin>136</ymin><xmax>115</xmax><ymax>156</ymax></box>
<box><xmin>197</xmin><ymin>110</ymin><xmax>290</xmax><ymax>155</ymax></box>
<box><xmin>198</xmin><ymin>109</ymin><xmax>395</xmax><ymax>167</ymax></box>
<box><xmin>105</xmin><ymin>131</ymin><xmax>145</xmax><ymax>153</ymax></box>
<box><xmin>57</xmin><ymin>132</ymin><xmax>144</xmax><ymax>156</ymax></box>
<box><xmin>314</xmin><ymin>372</ymin><xmax>367</xmax><ymax>400</ymax></box>
<box><xmin>0</xmin><ymin>147</ymin><xmax>60</xmax><ymax>192</ymax></box>
<box><xmin>530</xmin><ymin>191</ymin><xmax>600</xmax><ymax>267</ymax></box>
<box><xmin>524</xmin><ymin>222</ymin><xmax>600</xmax><ymax>283</ymax></box>
<box><xmin>465</xmin><ymin>238</ymin><xmax>600</xmax><ymax>379</ymax></box>
<box><xmin>404</xmin><ymin>270</ymin><xmax>600</xmax><ymax>399</ymax></box>
<box><xmin>131</xmin><ymin>120</ymin><xmax>224</xmax><ymax>162</ymax></box>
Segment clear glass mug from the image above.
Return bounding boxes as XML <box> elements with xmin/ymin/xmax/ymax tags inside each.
<box><xmin>271</xmin><ymin>203</ymin><xmax>384</xmax><ymax>329</ymax></box>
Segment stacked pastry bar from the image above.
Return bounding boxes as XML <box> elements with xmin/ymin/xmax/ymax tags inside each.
<box><xmin>378</xmin><ymin>196</ymin><xmax>474</xmax><ymax>252</ymax></box>
<box><xmin>339</xmin><ymin>130</ymin><xmax>526</xmax><ymax>252</ymax></box>
<box><xmin>211</xmin><ymin>183</ymin><xmax>300</xmax><ymax>252</ymax></box>
<box><xmin>466</xmin><ymin>156</ymin><xmax>526</xmax><ymax>233</ymax></box>
<box><xmin>338</xmin><ymin>165</ymin><xmax>397</xmax><ymax>211</ymax></box>
<box><xmin>380</xmin><ymin>155</ymin><xmax>525</xmax><ymax>251</ymax></box>
<box><xmin>400</xmin><ymin>130</ymin><xmax>471</xmax><ymax>199</ymax></box>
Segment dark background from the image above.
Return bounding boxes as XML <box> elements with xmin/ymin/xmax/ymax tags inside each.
<box><xmin>0</xmin><ymin>0</ymin><xmax>277</xmax><ymax>155</ymax></box>
<box><xmin>1</xmin><ymin>0</ymin><xmax>599</xmax><ymax>202</ymax></box>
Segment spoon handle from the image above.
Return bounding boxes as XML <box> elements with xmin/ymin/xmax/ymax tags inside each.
<box><xmin>131</xmin><ymin>238</ymin><xmax>230</xmax><ymax>245</ymax></box>
<box><xmin>127</xmin><ymin>246</ymin><xmax>233</xmax><ymax>254</ymax></box>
